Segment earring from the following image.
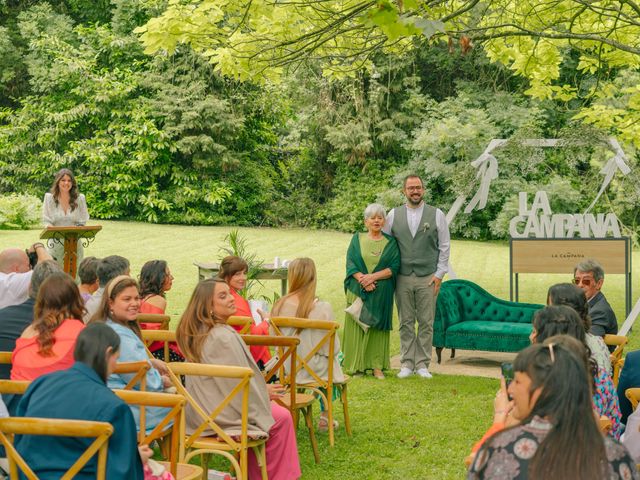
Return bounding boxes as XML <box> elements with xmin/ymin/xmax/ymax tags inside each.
<box><xmin>109</xmin><ymin>310</ymin><xmax>114</xmax><ymax>316</ymax></box>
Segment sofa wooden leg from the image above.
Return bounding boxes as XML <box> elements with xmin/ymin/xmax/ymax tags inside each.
<box><xmin>436</xmin><ymin>347</ymin><xmax>443</xmax><ymax>364</ymax></box>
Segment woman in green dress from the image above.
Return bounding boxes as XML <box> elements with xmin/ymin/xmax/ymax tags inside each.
<box><xmin>343</xmin><ymin>203</ymin><xmax>400</xmax><ymax>379</ymax></box>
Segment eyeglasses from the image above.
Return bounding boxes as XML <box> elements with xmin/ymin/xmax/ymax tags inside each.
<box><xmin>573</xmin><ymin>277</ymin><xmax>592</xmax><ymax>287</ymax></box>
<box><xmin>406</xmin><ymin>186</ymin><xmax>424</xmax><ymax>192</ymax></box>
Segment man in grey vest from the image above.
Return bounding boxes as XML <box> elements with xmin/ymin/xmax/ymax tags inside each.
<box><xmin>384</xmin><ymin>175</ymin><xmax>450</xmax><ymax>378</ymax></box>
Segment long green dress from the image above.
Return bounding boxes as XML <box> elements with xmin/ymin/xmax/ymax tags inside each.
<box><xmin>343</xmin><ymin>232</ymin><xmax>400</xmax><ymax>373</ymax></box>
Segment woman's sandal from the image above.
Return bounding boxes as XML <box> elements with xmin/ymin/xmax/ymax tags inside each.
<box><xmin>318</xmin><ymin>416</ymin><xmax>339</xmax><ymax>432</ymax></box>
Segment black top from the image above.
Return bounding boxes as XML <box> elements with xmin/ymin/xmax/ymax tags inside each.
<box><xmin>0</xmin><ymin>298</ymin><xmax>34</xmax><ymax>379</ymax></box>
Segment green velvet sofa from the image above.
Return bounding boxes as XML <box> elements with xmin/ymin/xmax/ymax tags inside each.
<box><xmin>434</xmin><ymin>279</ymin><xmax>544</xmax><ymax>363</ymax></box>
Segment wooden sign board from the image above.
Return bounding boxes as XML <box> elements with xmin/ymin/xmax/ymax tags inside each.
<box><xmin>511</xmin><ymin>238</ymin><xmax>629</xmax><ymax>274</ymax></box>
<box><xmin>510</xmin><ymin>237</ymin><xmax>632</xmax><ymax>315</ymax></box>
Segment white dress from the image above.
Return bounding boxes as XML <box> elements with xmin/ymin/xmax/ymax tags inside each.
<box><xmin>42</xmin><ymin>192</ymin><xmax>90</xmax><ymax>265</ymax></box>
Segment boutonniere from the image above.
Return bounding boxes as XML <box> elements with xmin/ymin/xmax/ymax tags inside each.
<box><xmin>422</xmin><ymin>222</ymin><xmax>430</xmax><ymax>232</ymax></box>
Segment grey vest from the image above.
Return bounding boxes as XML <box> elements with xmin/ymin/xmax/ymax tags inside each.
<box><xmin>391</xmin><ymin>204</ymin><xmax>439</xmax><ymax>276</ymax></box>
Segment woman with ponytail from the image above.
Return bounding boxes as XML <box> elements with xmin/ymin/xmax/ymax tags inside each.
<box><xmin>469</xmin><ymin>335</ymin><xmax>637</xmax><ymax>479</ymax></box>
<box><xmin>11</xmin><ymin>272</ymin><xmax>85</xmax><ymax>380</ymax></box>
<box><xmin>89</xmin><ymin>275</ymin><xmax>170</xmax><ymax>434</ymax></box>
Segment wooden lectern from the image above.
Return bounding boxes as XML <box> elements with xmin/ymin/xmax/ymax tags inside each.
<box><xmin>40</xmin><ymin>225</ymin><xmax>102</xmax><ymax>278</ymax></box>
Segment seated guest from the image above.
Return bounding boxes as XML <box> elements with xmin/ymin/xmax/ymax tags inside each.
<box><xmin>469</xmin><ymin>335</ymin><xmax>637</xmax><ymax>479</ymax></box>
<box><xmin>0</xmin><ymin>260</ymin><xmax>61</xmax><ymax>380</ymax></box>
<box><xmin>176</xmin><ymin>278</ymin><xmax>301</xmax><ymax>480</ymax></box>
<box><xmin>11</xmin><ymin>273</ymin><xmax>85</xmax><ymax>381</ymax></box>
<box><xmin>617</xmin><ymin>349</ymin><xmax>640</xmax><ymax>424</ymax></box>
<box><xmin>218</xmin><ymin>255</ymin><xmax>271</xmax><ymax>368</ymax></box>
<box><xmin>271</xmin><ymin>257</ymin><xmax>345</xmax><ymax>431</ymax></box>
<box><xmin>90</xmin><ymin>275</ymin><xmax>170</xmax><ymax>434</ymax></box>
<box><xmin>0</xmin><ymin>244</ymin><xmax>51</xmax><ymax>309</ymax></box>
<box><xmin>78</xmin><ymin>256</ymin><xmax>100</xmax><ymax>303</ymax></box>
<box><xmin>15</xmin><ymin>322</ymin><xmax>144</xmax><ymax>479</ymax></box>
<box><xmin>138</xmin><ymin>259</ymin><xmax>183</xmax><ymax>362</ymax></box>
<box><xmin>530</xmin><ymin>305</ymin><xmax>622</xmax><ymax>439</ymax></box>
<box><xmin>574</xmin><ymin>259</ymin><xmax>618</xmax><ymax>337</ymax></box>
<box><xmin>547</xmin><ymin>283</ymin><xmax>610</xmax><ymax>372</ymax></box>
<box><xmin>84</xmin><ymin>255</ymin><xmax>130</xmax><ymax>322</ymax></box>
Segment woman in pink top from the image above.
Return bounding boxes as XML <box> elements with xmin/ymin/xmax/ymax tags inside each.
<box><xmin>11</xmin><ymin>273</ymin><xmax>85</xmax><ymax>380</ymax></box>
<box><xmin>218</xmin><ymin>256</ymin><xmax>271</xmax><ymax>368</ymax></box>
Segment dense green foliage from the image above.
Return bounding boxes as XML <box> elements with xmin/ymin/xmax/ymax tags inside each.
<box><xmin>0</xmin><ymin>0</ymin><xmax>638</xmax><ymax>239</ymax></box>
<box><xmin>0</xmin><ymin>194</ymin><xmax>41</xmax><ymax>229</ymax></box>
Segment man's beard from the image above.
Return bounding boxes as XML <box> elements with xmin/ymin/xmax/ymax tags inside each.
<box><xmin>407</xmin><ymin>195</ymin><xmax>423</xmax><ymax>206</ymax></box>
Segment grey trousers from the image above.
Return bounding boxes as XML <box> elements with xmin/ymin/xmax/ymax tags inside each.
<box><xmin>396</xmin><ymin>273</ymin><xmax>436</xmax><ymax>370</ymax></box>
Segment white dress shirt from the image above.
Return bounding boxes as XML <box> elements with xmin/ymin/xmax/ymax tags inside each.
<box><xmin>0</xmin><ymin>270</ymin><xmax>32</xmax><ymax>309</ymax></box>
<box><xmin>384</xmin><ymin>202</ymin><xmax>450</xmax><ymax>279</ymax></box>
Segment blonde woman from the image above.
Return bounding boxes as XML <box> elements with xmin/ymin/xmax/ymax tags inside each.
<box><xmin>271</xmin><ymin>257</ymin><xmax>345</xmax><ymax>431</ymax></box>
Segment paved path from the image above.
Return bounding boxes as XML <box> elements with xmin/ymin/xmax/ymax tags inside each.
<box><xmin>390</xmin><ymin>348</ymin><xmax>517</xmax><ymax>379</ymax></box>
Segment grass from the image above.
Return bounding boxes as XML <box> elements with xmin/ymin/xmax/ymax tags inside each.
<box><xmin>2</xmin><ymin>221</ymin><xmax>637</xmax><ymax>479</ymax></box>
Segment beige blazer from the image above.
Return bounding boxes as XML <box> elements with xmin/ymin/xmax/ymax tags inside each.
<box><xmin>185</xmin><ymin>324</ymin><xmax>274</xmax><ymax>437</ymax></box>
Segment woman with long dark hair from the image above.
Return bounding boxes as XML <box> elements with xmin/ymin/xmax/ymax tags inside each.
<box><xmin>11</xmin><ymin>272</ymin><xmax>85</xmax><ymax>380</ymax></box>
<box><xmin>89</xmin><ymin>275</ymin><xmax>170</xmax><ymax>433</ymax></box>
<box><xmin>547</xmin><ymin>282</ymin><xmax>610</xmax><ymax>371</ymax></box>
<box><xmin>176</xmin><ymin>278</ymin><xmax>300</xmax><ymax>480</ymax></box>
<box><xmin>138</xmin><ymin>260</ymin><xmax>183</xmax><ymax>362</ymax></box>
<box><xmin>530</xmin><ymin>305</ymin><xmax>622</xmax><ymax>439</ymax></box>
<box><xmin>469</xmin><ymin>335</ymin><xmax>637</xmax><ymax>479</ymax></box>
<box><xmin>42</xmin><ymin>168</ymin><xmax>89</xmax><ymax>265</ymax></box>
<box><xmin>15</xmin><ymin>322</ymin><xmax>144</xmax><ymax>479</ymax></box>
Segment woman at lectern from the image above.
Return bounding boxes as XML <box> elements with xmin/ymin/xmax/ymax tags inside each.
<box><xmin>42</xmin><ymin>168</ymin><xmax>89</xmax><ymax>267</ymax></box>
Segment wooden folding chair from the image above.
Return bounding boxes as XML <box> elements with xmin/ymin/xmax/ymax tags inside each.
<box><xmin>242</xmin><ymin>334</ymin><xmax>321</xmax><ymax>463</ymax></box>
<box><xmin>114</xmin><ymin>390</ymin><xmax>202</xmax><ymax>480</ymax></box>
<box><xmin>228</xmin><ymin>316</ymin><xmax>253</xmax><ymax>334</ymax></box>
<box><xmin>137</xmin><ymin>313</ymin><xmax>171</xmax><ymax>330</ymax></box>
<box><xmin>0</xmin><ymin>351</ymin><xmax>12</xmax><ymax>365</ymax></box>
<box><xmin>626</xmin><ymin>388</ymin><xmax>640</xmax><ymax>411</ymax></box>
<box><xmin>166</xmin><ymin>362</ymin><xmax>267</xmax><ymax>480</ymax></box>
<box><xmin>270</xmin><ymin>316</ymin><xmax>351</xmax><ymax>447</ymax></box>
<box><xmin>605</xmin><ymin>335</ymin><xmax>627</xmax><ymax>388</ymax></box>
<box><xmin>141</xmin><ymin>330</ymin><xmax>176</xmax><ymax>363</ymax></box>
<box><xmin>0</xmin><ymin>417</ymin><xmax>113</xmax><ymax>480</ymax></box>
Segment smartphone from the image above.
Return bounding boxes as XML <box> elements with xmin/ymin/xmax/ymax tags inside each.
<box><xmin>501</xmin><ymin>362</ymin><xmax>514</xmax><ymax>388</ymax></box>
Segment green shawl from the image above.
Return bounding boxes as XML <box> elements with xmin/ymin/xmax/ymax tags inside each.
<box><xmin>344</xmin><ymin>232</ymin><xmax>400</xmax><ymax>331</ymax></box>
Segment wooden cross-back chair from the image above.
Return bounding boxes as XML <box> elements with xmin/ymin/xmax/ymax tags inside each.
<box><xmin>228</xmin><ymin>316</ymin><xmax>253</xmax><ymax>334</ymax></box>
<box><xmin>0</xmin><ymin>351</ymin><xmax>12</xmax><ymax>365</ymax></box>
<box><xmin>137</xmin><ymin>313</ymin><xmax>172</xmax><ymax>361</ymax></box>
<box><xmin>625</xmin><ymin>388</ymin><xmax>640</xmax><ymax>412</ymax></box>
<box><xmin>605</xmin><ymin>335</ymin><xmax>628</xmax><ymax>387</ymax></box>
<box><xmin>137</xmin><ymin>313</ymin><xmax>171</xmax><ymax>330</ymax></box>
<box><xmin>114</xmin><ymin>390</ymin><xmax>202</xmax><ymax>480</ymax></box>
<box><xmin>270</xmin><ymin>316</ymin><xmax>351</xmax><ymax>447</ymax></box>
<box><xmin>241</xmin><ymin>334</ymin><xmax>321</xmax><ymax>463</ymax></box>
<box><xmin>0</xmin><ymin>417</ymin><xmax>113</xmax><ymax>480</ymax></box>
<box><xmin>112</xmin><ymin>361</ymin><xmax>151</xmax><ymax>442</ymax></box>
<box><xmin>140</xmin><ymin>330</ymin><xmax>176</xmax><ymax>363</ymax></box>
<box><xmin>166</xmin><ymin>362</ymin><xmax>267</xmax><ymax>480</ymax></box>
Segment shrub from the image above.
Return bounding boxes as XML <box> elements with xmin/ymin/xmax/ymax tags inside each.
<box><xmin>0</xmin><ymin>194</ymin><xmax>42</xmax><ymax>229</ymax></box>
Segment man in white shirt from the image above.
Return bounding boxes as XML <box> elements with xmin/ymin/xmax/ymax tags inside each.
<box><xmin>0</xmin><ymin>244</ymin><xmax>52</xmax><ymax>310</ymax></box>
<box><xmin>384</xmin><ymin>175</ymin><xmax>450</xmax><ymax>379</ymax></box>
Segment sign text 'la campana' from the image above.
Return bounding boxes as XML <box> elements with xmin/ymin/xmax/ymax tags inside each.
<box><xmin>509</xmin><ymin>192</ymin><xmax>621</xmax><ymax>239</ymax></box>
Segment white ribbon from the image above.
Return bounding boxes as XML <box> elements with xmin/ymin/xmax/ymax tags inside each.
<box><xmin>463</xmin><ymin>150</ymin><xmax>499</xmax><ymax>214</ymax></box>
<box><xmin>584</xmin><ymin>137</ymin><xmax>631</xmax><ymax>213</ymax></box>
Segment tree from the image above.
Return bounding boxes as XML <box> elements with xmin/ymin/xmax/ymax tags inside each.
<box><xmin>136</xmin><ymin>0</ymin><xmax>640</xmax><ymax>143</ymax></box>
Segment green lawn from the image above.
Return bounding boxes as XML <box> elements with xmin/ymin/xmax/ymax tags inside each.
<box><xmin>2</xmin><ymin>221</ymin><xmax>637</xmax><ymax>479</ymax></box>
